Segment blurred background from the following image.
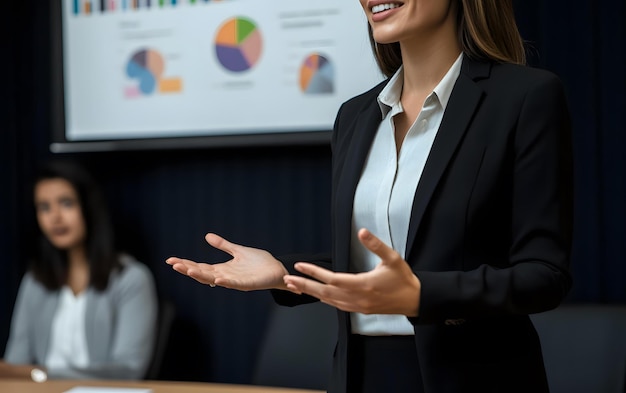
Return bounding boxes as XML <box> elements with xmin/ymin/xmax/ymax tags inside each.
<box><xmin>1</xmin><ymin>0</ymin><xmax>625</xmax><ymax>386</ymax></box>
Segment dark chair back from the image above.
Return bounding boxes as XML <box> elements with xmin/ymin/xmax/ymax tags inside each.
<box><xmin>531</xmin><ymin>304</ymin><xmax>626</xmax><ymax>393</ymax></box>
<box><xmin>144</xmin><ymin>299</ymin><xmax>176</xmax><ymax>380</ymax></box>
<box><xmin>252</xmin><ymin>302</ymin><xmax>337</xmax><ymax>390</ymax></box>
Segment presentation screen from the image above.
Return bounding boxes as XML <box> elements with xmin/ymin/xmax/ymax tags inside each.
<box><xmin>50</xmin><ymin>0</ymin><xmax>384</xmax><ymax>152</ymax></box>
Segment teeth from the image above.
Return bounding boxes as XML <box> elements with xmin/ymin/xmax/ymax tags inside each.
<box><xmin>372</xmin><ymin>3</ymin><xmax>400</xmax><ymax>14</ymax></box>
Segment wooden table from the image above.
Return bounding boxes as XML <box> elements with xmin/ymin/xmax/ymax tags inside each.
<box><xmin>0</xmin><ymin>379</ymin><xmax>325</xmax><ymax>393</ymax></box>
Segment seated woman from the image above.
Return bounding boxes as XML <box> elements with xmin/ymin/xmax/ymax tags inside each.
<box><xmin>0</xmin><ymin>160</ymin><xmax>157</xmax><ymax>381</ymax></box>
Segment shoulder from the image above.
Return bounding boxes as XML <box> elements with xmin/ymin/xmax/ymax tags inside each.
<box><xmin>332</xmin><ymin>79</ymin><xmax>387</xmax><ymax>148</ymax></box>
<box><xmin>339</xmin><ymin>79</ymin><xmax>388</xmax><ymax>115</ymax></box>
<box><xmin>88</xmin><ymin>255</ymin><xmax>156</xmax><ymax>312</ymax></box>
<box><xmin>461</xmin><ymin>59</ymin><xmax>569</xmax><ymax>116</ymax></box>
<box><xmin>17</xmin><ymin>271</ymin><xmax>48</xmax><ymax>297</ymax></box>
<box><xmin>10</xmin><ymin>271</ymin><xmax>57</xmax><ymax>318</ymax></box>
<box><xmin>482</xmin><ymin>62</ymin><xmax>566</xmax><ymax>97</ymax></box>
<box><xmin>491</xmin><ymin>62</ymin><xmax>559</xmax><ymax>79</ymax></box>
<box><xmin>20</xmin><ymin>271</ymin><xmax>39</xmax><ymax>287</ymax></box>
<box><xmin>110</xmin><ymin>254</ymin><xmax>155</xmax><ymax>290</ymax></box>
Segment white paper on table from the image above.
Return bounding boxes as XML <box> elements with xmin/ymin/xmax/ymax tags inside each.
<box><xmin>63</xmin><ymin>387</ymin><xmax>152</xmax><ymax>393</ymax></box>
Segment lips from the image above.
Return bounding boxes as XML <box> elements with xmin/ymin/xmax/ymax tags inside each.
<box><xmin>49</xmin><ymin>227</ymin><xmax>70</xmax><ymax>236</ymax></box>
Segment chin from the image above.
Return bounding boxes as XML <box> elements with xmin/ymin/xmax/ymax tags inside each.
<box><xmin>372</xmin><ymin>32</ymin><xmax>400</xmax><ymax>46</ymax></box>
<box><xmin>51</xmin><ymin>243</ymin><xmax>72</xmax><ymax>250</ymax></box>
<box><xmin>48</xmin><ymin>239</ymin><xmax>79</xmax><ymax>251</ymax></box>
<box><xmin>376</xmin><ymin>39</ymin><xmax>399</xmax><ymax>46</ymax></box>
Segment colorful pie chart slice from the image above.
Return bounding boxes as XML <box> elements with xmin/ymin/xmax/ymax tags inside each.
<box><xmin>215</xmin><ymin>17</ymin><xmax>262</xmax><ymax>72</ymax></box>
<box><xmin>300</xmin><ymin>54</ymin><xmax>334</xmax><ymax>94</ymax></box>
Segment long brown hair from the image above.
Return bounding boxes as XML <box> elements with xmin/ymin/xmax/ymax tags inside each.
<box><xmin>369</xmin><ymin>0</ymin><xmax>526</xmax><ymax>77</ymax></box>
<box><xmin>29</xmin><ymin>160</ymin><xmax>121</xmax><ymax>291</ymax></box>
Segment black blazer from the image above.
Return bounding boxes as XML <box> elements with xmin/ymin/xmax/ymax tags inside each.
<box><xmin>274</xmin><ymin>56</ymin><xmax>573</xmax><ymax>393</ymax></box>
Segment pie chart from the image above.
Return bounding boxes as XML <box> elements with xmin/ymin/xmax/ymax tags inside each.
<box><xmin>299</xmin><ymin>53</ymin><xmax>334</xmax><ymax>94</ymax></box>
<box><xmin>215</xmin><ymin>17</ymin><xmax>262</xmax><ymax>72</ymax></box>
<box><xmin>126</xmin><ymin>49</ymin><xmax>165</xmax><ymax>95</ymax></box>
<box><xmin>125</xmin><ymin>48</ymin><xmax>182</xmax><ymax>97</ymax></box>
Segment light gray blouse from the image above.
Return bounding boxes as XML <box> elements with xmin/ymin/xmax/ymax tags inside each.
<box><xmin>350</xmin><ymin>54</ymin><xmax>463</xmax><ymax>335</ymax></box>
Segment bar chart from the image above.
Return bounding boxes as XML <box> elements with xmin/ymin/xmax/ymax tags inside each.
<box><xmin>72</xmin><ymin>0</ymin><xmax>227</xmax><ymax>15</ymax></box>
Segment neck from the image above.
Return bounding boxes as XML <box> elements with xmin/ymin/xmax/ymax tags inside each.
<box><xmin>398</xmin><ymin>13</ymin><xmax>461</xmax><ymax>95</ymax></box>
<box><xmin>67</xmin><ymin>246</ymin><xmax>90</xmax><ymax>295</ymax></box>
<box><xmin>68</xmin><ymin>246</ymin><xmax>88</xmax><ymax>269</ymax></box>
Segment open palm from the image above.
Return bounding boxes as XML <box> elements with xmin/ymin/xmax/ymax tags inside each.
<box><xmin>166</xmin><ymin>233</ymin><xmax>288</xmax><ymax>291</ymax></box>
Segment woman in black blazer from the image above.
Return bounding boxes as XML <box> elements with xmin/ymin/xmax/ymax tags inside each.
<box><xmin>167</xmin><ymin>0</ymin><xmax>572</xmax><ymax>392</ymax></box>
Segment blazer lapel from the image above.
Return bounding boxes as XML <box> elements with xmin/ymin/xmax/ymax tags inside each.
<box><xmin>334</xmin><ymin>96</ymin><xmax>383</xmax><ymax>272</ymax></box>
<box><xmin>405</xmin><ymin>58</ymin><xmax>490</xmax><ymax>258</ymax></box>
<box><xmin>35</xmin><ymin>292</ymin><xmax>59</xmax><ymax>365</ymax></box>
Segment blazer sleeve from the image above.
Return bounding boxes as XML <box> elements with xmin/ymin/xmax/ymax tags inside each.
<box><xmin>414</xmin><ymin>72</ymin><xmax>573</xmax><ymax>324</ymax></box>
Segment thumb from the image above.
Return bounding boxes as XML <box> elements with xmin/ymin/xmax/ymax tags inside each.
<box><xmin>357</xmin><ymin>228</ymin><xmax>399</xmax><ymax>265</ymax></box>
<box><xmin>205</xmin><ymin>233</ymin><xmax>236</xmax><ymax>256</ymax></box>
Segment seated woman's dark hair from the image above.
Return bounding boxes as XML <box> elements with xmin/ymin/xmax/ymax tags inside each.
<box><xmin>30</xmin><ymin>160</ymin><xmax>121</xmax><ymax>291</ymax></box>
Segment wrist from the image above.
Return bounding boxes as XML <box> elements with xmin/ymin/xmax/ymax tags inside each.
<box><xmin>274</xmin><ymin>264</ymin><xmax>290</xmax><ymax>291</ymax></box>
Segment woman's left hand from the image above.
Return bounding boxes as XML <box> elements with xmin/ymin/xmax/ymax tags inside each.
<box><xmin>283</xmin><ymin>228</ymin><xmax>421</xmax><ymax>317</ymax></box>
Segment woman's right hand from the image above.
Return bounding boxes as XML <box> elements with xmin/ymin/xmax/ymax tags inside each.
<box><xmin>166</xmin><ymin>233</ymin><xmax>289</xmax><ymax>291</ymax></box>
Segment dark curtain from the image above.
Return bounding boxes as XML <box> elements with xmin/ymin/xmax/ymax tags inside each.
<box><xmin>1</xmin><ymin>1</ymin><xmax>51</xmax><ymax>359</ymax></box>
<box><xmin>1</xmin><ymin>0</ymin><xmax>624</xmax><ymax>384</ymax></box>
<box><xmin>514</xmin><ymin>0</ymin><xmax>626</xmax><ymax>302</ymax></box>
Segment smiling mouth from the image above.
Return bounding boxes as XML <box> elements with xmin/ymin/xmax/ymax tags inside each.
<box><xmin>371</xmin><ymin>3</ymin><xmax>402</xmax><ymax>14</ymax></box>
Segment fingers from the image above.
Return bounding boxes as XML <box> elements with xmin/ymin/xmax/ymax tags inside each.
<box><xmin>165</xmin><ymin>257</ymin><xmax>199</xmax><ymax>274</ymax></box>
<box><xmin>357</xmin><ymin>228</ymin><xmax>399</xmax><ymax>263</ymax></box>
<box><xmin>293</xmin><ymin>262</ymin><xmax>337</xmax><ymax>284</ymax></box>
<box><xmin>166</xmin><ymin>256</ymin><xmax>216</xmax><ymax>285</ymax></box>
<box><xmin>187</xmin><ymin>269</ymin><xmax>216</xmax><ymax>286</ymax></box>
<box><xmin>283</xmin><ymin>274</ymin><xmax>323</xmax><ymax>296</ymax></box>
<box><xmin>165</xmin><ymin>256</ymin><xmax>195</xmax><ymax>266</ymax></box>
<box><xmin>180</xmin><ymin>264</ymin><xmax>217</xmax><ymax>286</ymax></box>
<box><xmin>284</xmin><ymin>271</ymin><xmax>363</xmax><ymax>310</ymax></box>
<box><xmin>287</xmin><ymin>263</ymin><xmax>359</xmax><ymax>297</ymax></box>
<box><xmin>170</xmin><ymin>262</ymin><xmax>190</xmax><ymax>275</ymax></box>
<box><xmin>284</xmin><ymin>263</ymin><xmax>331</xmax><ymax>295</ymax></box>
